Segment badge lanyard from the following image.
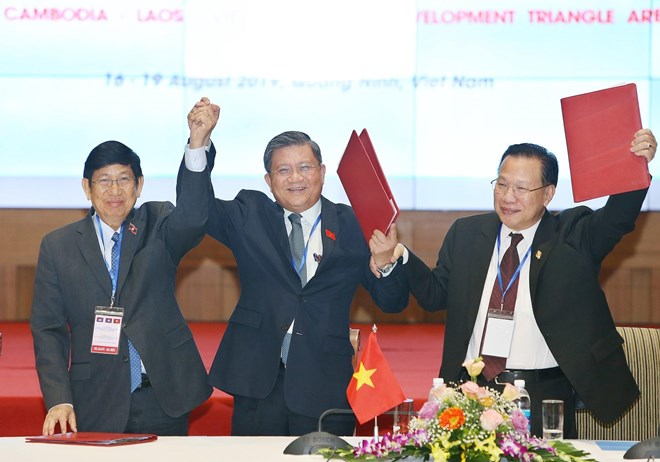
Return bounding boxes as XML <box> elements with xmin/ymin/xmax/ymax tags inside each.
<box><xmin>290</xmin><ymin>213</ymin><xmax>322</xmax><ymax>275</ymax></box>
<box><xmin>495</xmin><ymin>227</ymin><xmax>531</xmax><ymax>310</ymax></box>
<box><xmin>96</xmin><ymin>215</ymin><xmax>124</xmax><ymax>307</ymax></box>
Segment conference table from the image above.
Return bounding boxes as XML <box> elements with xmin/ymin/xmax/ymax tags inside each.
<box><xmin>0</xmin><ymin>436</ymin><xmax>635</xmax><ymax>461</ymax></box>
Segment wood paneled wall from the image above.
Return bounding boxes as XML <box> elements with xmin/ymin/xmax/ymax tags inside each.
<box><xmin>2</xmin><ymin>208</ymin><xmax>659</xmax><ymax>324</ymax></box>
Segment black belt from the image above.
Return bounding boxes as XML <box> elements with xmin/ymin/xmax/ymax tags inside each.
<box><xmin>492</xmin><ymin>367</ymin><xmax>564</xmax><ymax>385</ymax></box>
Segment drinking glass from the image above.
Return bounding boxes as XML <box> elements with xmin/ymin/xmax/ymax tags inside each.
<box><xmin>542</xmin><ymin>399</ymin><xmax>564</xmax><ymax>440</ymax></box>
<box><xmin>393</xmin><ymin>399</ymin><xmax>414</xmax><ymax>435</ymax></box>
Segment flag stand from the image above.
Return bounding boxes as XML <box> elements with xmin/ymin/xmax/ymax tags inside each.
<box><xmin>347</xmin><ymin>324</ymin><xmax>406</xmax><ymax>439</ymax></box>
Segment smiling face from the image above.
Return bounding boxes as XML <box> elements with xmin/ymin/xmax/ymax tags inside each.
<box><xmin>82</xmin><ymin>164</ymin><xmax>143</xmax><ymax>230</ymax></box>
<box><xmin>494</xmin><ymin>156</ymin><xmax>555</xmax><ymax>231</ymax></box>
<box><xmin>264</xmin><ymin>144</ymin><xmax>325</xmax><ymax>213</ymax></box>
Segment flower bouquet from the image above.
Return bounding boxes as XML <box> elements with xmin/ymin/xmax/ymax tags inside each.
<box><xmin>321</xmin><ymin>358</ymin><xmax>596</xmax><ymax>462</ymax></box>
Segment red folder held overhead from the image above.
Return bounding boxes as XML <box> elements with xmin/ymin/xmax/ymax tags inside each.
<box><xmin>25</xmin><ymin>432</ymin><xmax>157</xmax><ymax>446</ymax></box>
<box><xmin>560</xmin><ymin>83</ymin><xmax>650</xmax><ymax>202</ymax></box>
<box><xmin>337</xmin><ymin>129</ymin><xmax>399</xmax><ymax>242</ymax></box>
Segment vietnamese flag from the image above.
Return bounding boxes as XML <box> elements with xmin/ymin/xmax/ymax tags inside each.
<box><xmin>346</xmin><ymin>328</ymin><xmax>406</xmax><ymax>424</ymax></box>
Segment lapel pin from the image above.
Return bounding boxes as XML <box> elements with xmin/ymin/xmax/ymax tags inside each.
<box><xmin>325</xmin><ymin>229</ymin><xmax>336</xmax><ymax>240</ymax></box>
<box><xmin>128</xmin><ymin>223</ymin><xmax>138</xmax><ymax>235</ymax></box>
<box><xmin>535</xmin><ymin>250</ymin><xmax>542</xmax><ymax>260</ymax></box>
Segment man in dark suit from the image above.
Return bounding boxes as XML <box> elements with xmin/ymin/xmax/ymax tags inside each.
<box><xmin>30</xmin><ymin>100</ymin><xmax>218</xmax><ymax>435</ymax></box>
<box><xmin>371</xmin><ymin>129</ymin><xmax>656</xmax><ymax>438</ymax></box>
<box><xmin>189</xmin><ymin>117</ymin><xmax>409</xmax><ymax>436</ymax></box>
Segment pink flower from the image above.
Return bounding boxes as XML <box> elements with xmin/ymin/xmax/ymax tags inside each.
<box><xmin>460</xmin><ymin>381</ymin><xmax>489</xmax><ymax>400</ymax></box>
<box><xmin>418</xmin><ymin>401</ymin><xmax>439</xmax><ymax>420</ymax></box>
<box><xmin>479</xmin><ymin>409</ymin><xmax>504</xmax><ymax>431</ymax></box>
<box><xmin>510</xmin><ymin>408</ymin><xmax>530</xmax><ymax>434</ymax></box>
<box><xmin>499</xmin><ymin>435</ymin><xmax>524</xmax><ymax>457</ymax></box>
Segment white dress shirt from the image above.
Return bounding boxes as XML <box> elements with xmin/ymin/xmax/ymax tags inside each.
<box><xmin>466</xmin><ymin>220</ymin><xmax>559</xmax><ymax>369</ymax></box>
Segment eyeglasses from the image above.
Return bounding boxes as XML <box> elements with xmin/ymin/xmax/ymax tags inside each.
<box><xmin>91</xmin><ymin>176</ymin><xmax>136</xmax><ymax>190</ymax></box>
<box><xmin>270</xmin><ymin>164</ymin><xmax>322</xmax><ymax>178</ymax></box>
<box><xmin>491</xmin><ymin>179</ymin><xmax>550</xmax><ymax>198</ymax></box>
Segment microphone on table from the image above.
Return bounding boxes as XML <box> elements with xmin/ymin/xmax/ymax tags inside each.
<box><xmin>623</xmin><ymin>425</ymin><xmax>660</xmax><ymax>459</ymax></box>
<box><xmin>283</xmin><ymin>409</ymin><xmax>354</xmax><ymax>455</ymax></box>
<box><xmin>623</xmin><ymin>436</ymin><xmax>660</xmax><ymax>459</ymax></box>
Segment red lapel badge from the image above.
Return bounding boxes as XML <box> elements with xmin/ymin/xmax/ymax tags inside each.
<box><xmin>325</xmin><ymin>229</ymin><xmax>336</xmax><ymax>240</ymax></box>
<box><xmin>128</xmin><ymin>223</ymin><xmax>138</xmax><ymax>235</ymax></box>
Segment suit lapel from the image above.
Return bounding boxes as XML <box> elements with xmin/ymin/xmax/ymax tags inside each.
<box><xmin>318</xmin><ymin>197</ymin><xmax>338</xmax><ymax>274</ymax></box>
<box><xmin>465</xmin><ymin>214</ymin><xmax>501</xmax><ymax>327</ymax></box>
<box><xmin>264</xmin><ymin>200</ymin><xmax>302</xmax><ymax>286</ymax></box>
<box><xmin>529</xmin><ymin>210</ymin><xmax>557</xmax><ymax>300</ymax></box>
<box><xmin>116</xmin><ymin>209</ymin><xmax>143</xmax><ymax>294</ymax></box>
<box><xmin>75</xmin><ymin>211</ymin><xmax>113</xmax><ymax>299</ymax></box>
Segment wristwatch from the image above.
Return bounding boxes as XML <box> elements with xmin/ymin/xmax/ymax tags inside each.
<box><xmin>376</xmin><ymin>262</ymin><xmax>395</xmax><ymax>275</ymax></box>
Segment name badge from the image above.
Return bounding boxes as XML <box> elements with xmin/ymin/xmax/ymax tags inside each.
<box><xmin>482</xmin><ymin>309</ymin><xmax>515</xmax><ymax>358</ymax></box>
<box><xmin>91</xmin><ymin>306</ymin><xmax>124</xmax><ymax>355</ymax></box>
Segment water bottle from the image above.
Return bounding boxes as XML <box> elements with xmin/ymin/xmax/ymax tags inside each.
<box><xmin>513</xmin><ymin>379</ymin><xmax>531</xmax><ymax>432</ymax></box>
<box><xmin>428</xmin><ymin>377</ymin><xmax>445</xmax><ymax>403</ymax></box>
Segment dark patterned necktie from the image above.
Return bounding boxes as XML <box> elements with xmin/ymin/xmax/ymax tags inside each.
<box><xmin>481</xmin><ymin>233</ymin><xmax>523</xmax><ymax>381</ymax></box>
<box><xmin>111</xmin><ymin>232</ymin><xmax>142</xmax><ymax>392</ymax></box>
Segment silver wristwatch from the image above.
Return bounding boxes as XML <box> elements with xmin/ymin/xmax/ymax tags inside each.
<box><xmin>376</xmin><ymin>262</ymin><xmax>395</xmax><ymax>275</ymax></box>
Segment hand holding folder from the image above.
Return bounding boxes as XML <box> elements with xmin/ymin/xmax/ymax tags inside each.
<box><xmin>337</xmin><ymin>129</ymin><xmax>399</xmax><ymax>242</ymax></box>
<box><xmin>560</xmin><ymin>83</ymin><xmax>650</xmax><ymax>202</ymax></box>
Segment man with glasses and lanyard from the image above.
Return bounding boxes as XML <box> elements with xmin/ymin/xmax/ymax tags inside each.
<box><xmin>187</xmin><ymin>106</ymin><xmax>409</xmax><ymax>436</ymax></box>
<box><xmin>370</xmin><ymin>129</ymin><xmax>656</xmax><ymax>438</ymax></box>
<box><xmin>30</xmin><ymin>100</ymin><xmax>217</xmax><ymax>436</ymax></box>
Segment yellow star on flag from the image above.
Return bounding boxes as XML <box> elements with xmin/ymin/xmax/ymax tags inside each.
<box><xmin>352</xmin><ymin>361</ymin><xmax>377</xmax><ymax>390</ymax></box>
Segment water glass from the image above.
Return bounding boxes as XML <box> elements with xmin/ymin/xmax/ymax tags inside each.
<box><xmin>393</xmin><ymin>398</ymin><xmax>414</xmax><ymax>435</ymax></box>
<box><xmin>542</xmin><ymin>399</ymin><xmax>564</xmax><ymax>440</ymax></box>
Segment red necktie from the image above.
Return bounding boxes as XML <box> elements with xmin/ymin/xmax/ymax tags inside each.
<box><xmin>480</xmin><ymin>233</ymin><xmax>523</xmax><ymax>381</ymax></box>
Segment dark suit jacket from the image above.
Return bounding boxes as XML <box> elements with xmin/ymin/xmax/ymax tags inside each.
<box><xmin>205</xmin><ymin>188</ymin><xmax>410</xmax><ymax>419</ymax></box>
<box><xmin>406</xmin><ymin>188</ymin><xmax>647</xmax><ymax>424</ymax></box>
<box><xmin>30</xmin><ymin>167</ymin><xmax>213</xmax><ymax>432</ymax></box>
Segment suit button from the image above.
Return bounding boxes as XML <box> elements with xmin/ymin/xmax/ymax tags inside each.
<box><xmin>280</xmin><ymin>325</ymin><xmax>288</xmax><ymax>331</ymax></box>
<box><xmin>298</xmin><ymin>296</ymin><xmax>306</xmax><ymax>302</ymax></box>
<box><xmin>122</xmin><ymin>323</ymin><xmax>127</xmax><ymax>328</ymax></box>
<box><xmin>122</xmin><ymin>355</ymin><xmax>129</xmax><ymax>363</ymax></box>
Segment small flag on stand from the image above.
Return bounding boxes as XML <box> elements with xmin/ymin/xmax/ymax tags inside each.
<box><xmin>347</xmin><ymin>325</ymin><xmax>406</xmax><ymax>425</ymax></box>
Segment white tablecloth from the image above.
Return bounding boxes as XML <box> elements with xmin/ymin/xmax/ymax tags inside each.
<box><xmin>0</xmin><ymin>436</ymin><xmax>631</xmax><ymax>462</ymax></box>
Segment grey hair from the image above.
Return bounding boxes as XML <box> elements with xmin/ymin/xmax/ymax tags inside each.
<box><xmin>263</xmin><ymin>131</ymin><xmax>322</xmax><ymax>172</ymax></box>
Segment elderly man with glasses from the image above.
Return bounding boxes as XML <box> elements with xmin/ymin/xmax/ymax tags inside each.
<box><xmin>185</xmin><ymin>107</ymin><xmax>410</xmax><ymax>437</ymax></box>
<box><xmin>371</xmin><ymin>129</ymin><xmax>656</xmax><ymax>439</ymax></box>
<box><xmin>30</xmin><ymin>100</ymin><xmax>217</xmax><ymax>436</ymax></box>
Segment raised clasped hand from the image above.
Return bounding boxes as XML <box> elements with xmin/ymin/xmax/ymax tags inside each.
<box><xmin>188</xmin><ymin>97</ymin><xmax>221</xmax><ymax>149</ymax></box>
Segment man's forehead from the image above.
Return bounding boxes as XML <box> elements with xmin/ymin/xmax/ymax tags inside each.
<box><xmin>93</xmin><ymin>164</ymin><xmax>133</xmax><ymax>176</ymax></box>
<box><xmin>271</xmin><ymin>146</ymin><xmax>315</xmax><ymax>164</ymax></box>
<box><xmin>499</xmin><ymin>157</ymin><xmax>542</xmax><ymax>179</ymax></box>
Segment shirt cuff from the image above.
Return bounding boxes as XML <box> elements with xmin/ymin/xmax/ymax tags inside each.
<box><xmin>49</xmin><ymin>403</ymin><xmax>73</xmax><ymax>412</ymax></box>
<box><xmin>184</xmin><ymin>142</ymin><xmax>210</xmax><ymax>172</ymax></box>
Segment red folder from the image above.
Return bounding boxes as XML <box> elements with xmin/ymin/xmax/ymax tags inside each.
<box><xmin>560</xmin><ymin>83</ymin><xmax>649</xmax><ymax>202</ymax></box>
<box><xmin>25</xmin><ymin>432</ymin><xmax>157</xmax><ymax>446</ymax></box>
<box><xmin>337</xmin><ymin>129</ymin><xmax>399</xmax><ymax>242</ymax></box>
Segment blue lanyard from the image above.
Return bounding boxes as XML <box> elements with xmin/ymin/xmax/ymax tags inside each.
<box><xmin>290</xmin><ymin>213</ymin><xmax>322</xmax><ymax>275</ymax></box>
<box><xmin>495</xmin><ymin>227</ymin><xmax>531</xmax><ymax>309</ymax></box>
<box><xmin>96</xmin><ymin>215</ymin><xmax>124</xmax><ymax>305</ymax></box>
